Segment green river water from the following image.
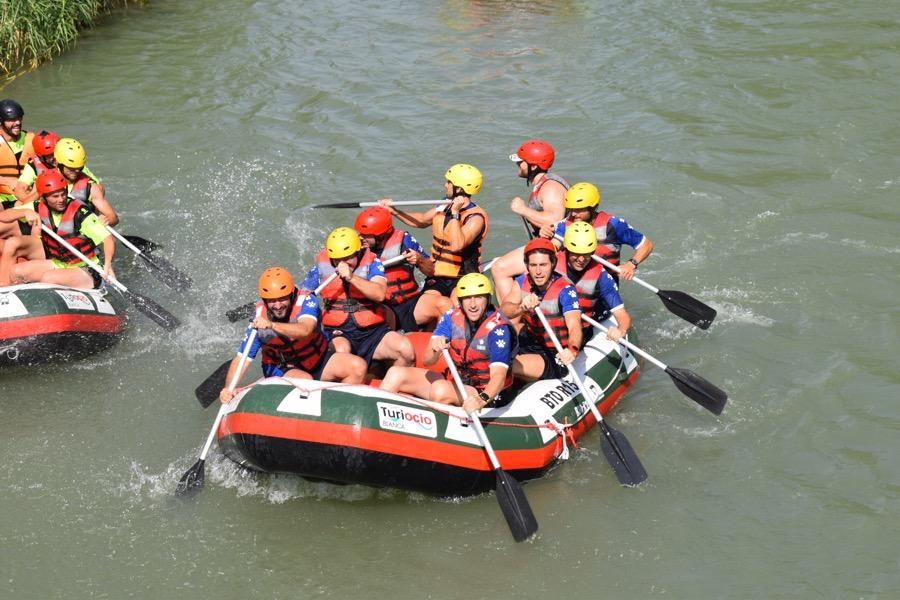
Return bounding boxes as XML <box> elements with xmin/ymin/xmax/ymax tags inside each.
<box><xmin>1</xmin><ymin>1</ymin><xmax>898</xmax><ymax>598</ymax></box>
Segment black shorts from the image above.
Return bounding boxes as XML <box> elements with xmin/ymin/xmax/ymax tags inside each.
<box><xmin>85</xmin><ymin>266</ymin><xmax>103</xmax><ymax>289</ymax></box>
<box><xmin>389</xmin><ymin>295</ymin><xmax>421</xmax><ymax>333</ymax></box>
<box><xmin>326</xmin><ymin>322</ymin><xmax>390</xmax><ymax>366</ymax></box>
<box><xmin>422</xmin><ymin>276</ymin><xmax>456</xmax><ymax>297</ymax></box>
<box><xmin>518</xmin><ymin>333</ymin><xmax>567</xmax><ymax>380</ymax></box>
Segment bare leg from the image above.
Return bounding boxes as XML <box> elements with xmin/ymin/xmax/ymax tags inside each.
<box><xmin>320</xmin><ymin>353</ymin><xmax>367</xmax><ymax>383</ymax></box>
<box><xmin>283</xmin><ymin>368</ymin><xmax>313</xmax><ymax>380</ymax></box>
<box><xmin>429</xmin><ymin>379</ymin><xmax>478</xmax><ymax>406</ymax></box>
<box><xmin>413</xmin><ymin>291</ymin><xmax>453</xmax><ymax>331</ymax></box>
<box><xmin>1</xmin><ymin>236</ymin><xmax>45</xmax><ymax>285</ymax></box>
<box><xmin>372</xmin><ymin>330</ymin><xmax>415</xmax><ymax>367</ymax></box>
<box><xmin>380</xmin><ymin>365</ymin><xmax>440</xmax><ymax>397</ymax></box>
<box><xmin>512</xmin><ymin>354</ymin><xmax>547</xmax><ymax>383</ymax></box>
<box><xmin>40</xmin><ymin>266</ymin><xmax>95</xmax><ymax>289</ymax></box>
<box><xmin>330</xmin><ymin>335</ymin><xmax>352</xmax><ymax>353</ymax></box>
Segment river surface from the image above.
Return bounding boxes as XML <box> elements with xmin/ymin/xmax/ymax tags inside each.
<box><xmin>2</xmin><ymin>1</ymin><xmax>898</xmax><ymax>598</ymax></box>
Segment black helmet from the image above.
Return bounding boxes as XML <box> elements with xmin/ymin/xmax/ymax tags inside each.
<box><xmin>0</xmin><ymin>99</ymin><xmax>24</xmax><ymax>121</ymax></box>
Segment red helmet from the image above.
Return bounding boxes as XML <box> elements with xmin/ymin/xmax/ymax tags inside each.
<box><xmin>354</xmin><ymin>206</ymin><xmax>393</xmax><ymax>237</ymax></box>
<box><xmin>523</xmin><ymin>237</ymin><xmax>557</xmax><ymax>259</ymax></box>
<box><xmin>510</xmin><ymin>139</ymin><xmax>555</xmax><ymax>171</ymax></box>
<box><xmin>32</xmin><ymin>130</ymin><xmax>60</xmax><ymax>158</ymax></box>
<box><xmin>36</xmin><ymin>170</ymin><xmax>67</xmax><ymax>196</ymax></box>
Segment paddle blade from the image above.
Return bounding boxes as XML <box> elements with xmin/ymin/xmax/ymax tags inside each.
<box><xmin>122</xmin><ymin>289</ymin><xmax>181</xmax><ymax>330</ymax></box>
<box><xmin>226</xmin><ymin>301</ymin><xmax>256</xmax><ymax>322</ymax></box>
<box><xmin>196</xmin><ymin>360</ymin><xmax>231</xmax><ymax>408</ymax></box>
<box><xmin>123</xmin><ymin>235</ymin><xmax>162</xmax><ymax>253</ymax></box>
<box><xmin>657</xmin><ymin>289</ymin><xmax>717</xmax><ymax>330</ymax></box>
<box><xmin>175</xmin><ymin>459</ymin><xmax>206</xmax><ymax>497</ymax></box>
<box><xmin>666</xmin><ymin>366</ymin><xmax>728</xmax><ymax>415</ymax></box>
<box><xmin>494</xmin><ymin>469</ymin><xmax>539</xmax><ymax>542</ymax></box>
<box><xmin>139</xmin><ymin>253</ymin><xmax>193</xmax><ymax>291</ymax></box>
<box><xmin>307</xmin><ymin>202</ymin><xmax>361</xmax><ymax>209</ymax></box>
<box><xmin>598</xmin><ymin>422</ymin><xmax>648</xmax><ymax>486</ymax></box>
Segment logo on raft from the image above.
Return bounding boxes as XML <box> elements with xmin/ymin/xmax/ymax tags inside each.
<box><xmin>377</xmin><ymin>402</ymin><xmax>438</xmax><ymax>438</ymax></box>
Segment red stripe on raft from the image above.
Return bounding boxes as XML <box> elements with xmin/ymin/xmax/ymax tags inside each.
<box><xmin>219</xmin><ymin>368</ymin><xmax>641</xmax><ymax>472</ymax></box>
<box><xmin>0</xmin><ymin>313</ymin><xmax>125</xmax><ymax>341</ymax></box>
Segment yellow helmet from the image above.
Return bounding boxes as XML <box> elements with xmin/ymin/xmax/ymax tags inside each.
<box><xmin>564</xmin><ymin>182</ymin><xmax>600</xmax><ymax>210</ymax></box>
<box><xmin>455</xmin><ymin>273</ymin><xmax>493</xmax><ymax>298</ymax></box>
<box><xmin>563</xmin><ymin>221</ymin><xmax>598</xmax><ymax>254</ymax></box>
<box><xmin>54</xmin><ymin>138</ymin><xmax>87</xmax><ymax>169</ymax></box>
<box><xmin>444</xmin><ymin>163</ymin><xmax>483</xmax><ymax>195</ymax></box>
<box><xmin>258</xmin><ymin>267</ymin><xmax>294</xmax><ymax>299</ymax></box>
<box><xmin>326</xmin><ymin>226</ymin><xmax>362</xmax><ymax>259</ymax></box>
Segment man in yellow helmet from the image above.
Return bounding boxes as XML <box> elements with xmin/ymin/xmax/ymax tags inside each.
<box><xmin>219</xmin><ymin>267</ymin><xmax>367</xmax><ymax>403</ymax></box>
<box><xmin>378</xmin><ymin>163</ymin><xmax>488</xmax><ymax>300</ymax></box>
<box><xmin>557</xmin><ymin>222</ymin><xmax>632</xmax><ymax>343</ymax></box>
<box><xmin>380</xmin><ymin>273</ymin><xmax>517</xmax><ymax>413</ymax></box>
<box><xmin>542</xmin><ymin>182</ymin><xmax>653</xmax><ymax>282</ymax></box>
<box><xmin>54</xmin><ymin>138</ymin><xmax>119</xmax><ymax>227</ymax></box>
<box><xmin>300</xmin><ymin>227</ymin><xmax>415</xmax><ymax>370</ymax></box>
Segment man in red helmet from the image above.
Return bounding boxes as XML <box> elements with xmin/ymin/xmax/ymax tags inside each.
<box><xmin>499</xmin><ymin>238</ymin><xmax>582</xmax><ymax>383</ymax></box>
<box><xmin>0</xmin><ymin>170</ymin><xmax>115</xmax><ymax>289</ymax></box>
<box><xmin>492</xmin><ymin>139</ymin><xmax>570</xmax><ymax>305</ymax></box>
<box><xmin>12</xmin><ymin>130</ymin><xmax>68</xmax><ymax>204</ymax></box>
<box><xmin>353</xmin><ymin>206</ymin><xmax>450</xmax><ymax>332</ymax></box>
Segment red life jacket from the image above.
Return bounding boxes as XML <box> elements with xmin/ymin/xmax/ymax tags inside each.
<box><xmin>37</xmin><ymin>199</ymin><xmax>97</xmax><ymax>265</ymax></box>
<box><xmin>525</xmin><ymin>173</ymin><xmax>570</xmax><ymax>235</ymax></box>
<box><xmin>521</xmin><ymin>273</ymin><xmax>574</xmax><ymax>350</ymax></box>
<box><xmin>254</xmin><ymin>289</ymin><xmax>329</xmax><ymax>372</ymax></box>
<box><xmin>316</xmin><ymin>248</ymin><xmax>387</xmax><ymax>328</ymax></box>
<box><xmin>431</xmin><ymin>203</ymin><xmax>488</xmax><ymax>279</ymax></box>
<box><xmin>377</xmin><ymin>228</ymin><xmax>420</xmax><ymax>304</ymax></box>
<box><xmin>28</xmin><ymin>155</ymin><xmax>53</xmax><ymax>178</ymax></box>
<box><xmin>557</xmin><ymin>251</ymin><xmax>610</xmax><ymax>322</ymax></box>
<box><xmin>447</xmin><ymin>308</ymin><xmax>514</xmax><ymax>392</ymax></box>
<box><xmin>562</xmin><ymin>210</ymin><xmax>620</xmax><ymax>267</ymax></box>
<box><xmin>67</xmin><ymin>172</ymin><xmax>95</xmax><ymax>208</ymax></box>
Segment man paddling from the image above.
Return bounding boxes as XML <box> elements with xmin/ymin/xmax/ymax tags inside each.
<box><xmin>543</xmin><ymin>182</ymin><xmax>653</xmax><ymax>282</ymax></box>
<box><xmin>354</xmin><ymin>206</ymin><xmax>450</xmax><ymax>332</ymax></box>
<box><xmin>499</xmin><ymin>238</ymin><xmax>582</xmax><ymax>383</ymax></box>
<box><xmin>219</xmin><ymin>267</ymin><xmax>367</xmax><ymax>403</ymax></box>
<box><xmin>491</xmin><ymin>139</ymin><xmax>570</xmax><ymax>305</ymax></box>
<box><xmin>300</xmin><ymin>227</ymin><xmax>414</xmax><ymax>369</ymax></box>
<box><xmin>378</xmin><ymin>163</ymin><xmax>489</xmax><ymax>301</ymax></box>
<box><xmin>0</xmin><ymin>170</ymin><xmax>115</xmax><ymax>289</ymax></box>
<box><xmin>54</xmin><ymin>138</ymin><xmax>119</xmax><ymax>227</ymax></box>
<box><xmin>558</xmin><ymin>222</ymin><xmax>632</xmax><ymax>343</ymax></box>
<box><xmin>380</xmin><ymin>273</ymin><xmax>517</xmax><ymax>413</ymax></box>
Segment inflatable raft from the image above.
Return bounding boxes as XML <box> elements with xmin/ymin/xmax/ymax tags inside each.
<box><xmin>217</xmin><ymin>318</ymin><xmax>640</xmax><ymax>496</ymax></box>
<box><xmin>0</xmin><ymin>282</ymin><xmax>127</xmax><ymax>366</ymax></box>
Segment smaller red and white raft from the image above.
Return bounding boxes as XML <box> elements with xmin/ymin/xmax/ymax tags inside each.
<box><xmin>217</xmin><ymin>317</ymin><xmax>640</xmax><ymax>496</ymax></box>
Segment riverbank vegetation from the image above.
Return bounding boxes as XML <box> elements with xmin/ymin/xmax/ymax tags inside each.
<box><xmin>1</xmin><ymin>0</ymin><xmax>145</xmax><ymax>86</ymax></box>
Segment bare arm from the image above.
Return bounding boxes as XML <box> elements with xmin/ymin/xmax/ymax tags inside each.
<box><xmin>90</xmin><ymin>183</ymin><xmax>119</xmax><ymax>227</ymax></box>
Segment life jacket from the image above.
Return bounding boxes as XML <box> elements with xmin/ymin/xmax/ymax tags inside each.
<box><xmin>254</xmin><ymin>289</ymin><xmax>329</xmax><ymax>372</ymax></box>
<box><xmin>521</xmin><ymin>272</ymin><xmax>574</xmax><ymax>350</ymax></box>
<box><xmin>431</xmin><ymin>203</ymin><xmax>488</xmax><ymax>279</ymax></box>
<box><xmin>447</xmin><ymin>308</ymin><xmax>515</xmax><ymax>392</ymax></box>
<box><xmin>557</xmin><ymin>251</ymin><xmax>611</xmax><ymax>322</ymax></box>
<box><xmin>37</xmin><ymin>199</ymin><xmax>97</xmax><ymax>265</ymax></box>
<box><xmin>563</xmin><ymin>210</ymin><xmax>620</xmax><ymax>267</ymax></box>
<box><xmin>316</xmin><ymin>248</ymin><xmax>387</xmax><ymax>329</ymax></box>
<box><xmin>377</xmin><ymin>228</ymin><xmax>420</xmax><ymax>304</ymax></box>
<box><xmin>28</xmin><ymin>155</ymin><xmax>54</xmax><ymax>178</ymax></box>
<box><xmin>0</xmin><ymin>131</ymin><xmax>35</xmax><ymax>189</ymax></box>
<box><xmin>67</xmin><ymin>172</ymin><xmax>96</xmax><ymax>208</ymax></box>
<box><xmin>525</xmin><ymin>172</ymin><xmax>570</xmax><ymax>234</ymax></box>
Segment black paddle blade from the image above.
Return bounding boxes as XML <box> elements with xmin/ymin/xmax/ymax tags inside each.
<box><xmin>123</xmin><ymin>235</ymin><xmax>162</xmax><ymax>253</ymax></box>
<box><xmin>123</xmin><ymin>289</ymin><xmax>181</xmax><ymax>330</ymax></box>
<box><xmin>175</xmin><ymin>459</ymin><xmax>206</xmax><ymax>497</ymax></box>
<box><xmin>140</xmin><ymin>253</ymin><xmax>193</xmax><ymax>291</ymax></box>
<box><xmin>196</xmin><ymin>360</ymin><xmax>231</xmax><ymax>408</ymax></box>
<box><xmin>657</xmin><ymin>289</ymin><xmax>717</xmax><ymax>330</ymax></box>
<box><xmin>494</xmin><ymin>469</ymin><xmax>538</xmax><ymax>542</ymax></box>
<box><xmin>666</xmin><ymin>366</ymin><xmax>728</xmax><ymax>415</ymax></box>
<box><xmin>598</xmin><ymin>422</ymin><xmax>648</xmax><ymax>486</ymax></box>
<box><xmin>226</xmin><ymin>301</ymin><xmax>256</xmax><ymax>322</ymax></box>
<box><xmin>307</xmin><ymin>202</ymin><xmax>361</xmax><ymax>209</ymax></box>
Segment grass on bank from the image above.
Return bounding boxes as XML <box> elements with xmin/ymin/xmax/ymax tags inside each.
<box><xmin>1</xmin><ymin>0</ymin><xmax>145</xmax><ymax>86</ymax></box>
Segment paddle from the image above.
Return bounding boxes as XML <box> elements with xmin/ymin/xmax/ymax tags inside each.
<box><xmin>308</xmin><ymin>200</ymin><xmax>450</xmax><ymax>209</ymax></box>
<box><xmin>535</xmin><ymin>307</ymin><xmax>647</xmax><ymax>486</ymax></box>
<box><xmin>176</xmin><ymin>308</ymin><xmax>262</xmax><ymax>497</ymax></box>
<box><xmin>225</xmin><ymin>254</ymin><xmax>404</xmax><ymax>322</ymax></box>
<box><xmin>122</xmin><ymin>235</ymin><xmax>162</xmax><ymax>254</ymax></box>
<box><xmin>581</xmin><ymin>314</ymin><xmax>727</xmax><ymax>415</ymax></box>
<box><xmin>443</xmin><ymin>349</ymin><xmax>538</xmax><ymax>542</ymax></box>
<box><xmin>200</xmin><ymin>273</ymin><xmax>340</xmax><ymax>407</ymax></box>
<box><xmin>553</xmin><ymin>234</ymin><xmax>717</xmax><ymax>330</ymax></box>
<box><xmin>107</xmin><ymin>226</ymin><xmax>193</xmax><ymax>291</ymax></box>
<box><xmin>40</xmin><ymin>225</ymin><xmax>180</xmax><ymax>330</ymax></box>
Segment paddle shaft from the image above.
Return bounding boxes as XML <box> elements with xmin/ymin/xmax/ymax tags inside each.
<box><xmin>443</xmin><ymin>350</ymin><xmax>503</xmax><ymax>469</ymax></box>
<box><xmin>39</xmin><ymin>225</ymin><xmax>125</xmax><ymax>293</ymax></box>
<box><xmin>552</xmin><ymin>234</ymin><xmax>659</xmax><ymax>293</ymax></box>
<box><xmin>106</xmin><ymin>226</ymin><xmax>144</xmax><ymax>257</ymax></box>
<box><xmin>581</xmin><ymin>314</ymin><xmax>666</xmax><ymax>370</ymax></box>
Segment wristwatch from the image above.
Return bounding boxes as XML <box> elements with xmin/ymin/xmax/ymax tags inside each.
<box><xmin>628</xmin><ymin>258</ymin><xmax>639</xmax><ymax>268</ymax></box>
<box><xmin>478</xmin><ymin>391</ymin><xmax>493</xmax><ymax>407</ymax></box>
